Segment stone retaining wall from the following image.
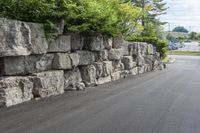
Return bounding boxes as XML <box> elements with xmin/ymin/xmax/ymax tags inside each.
<box><xmin>0</xmin><ymin>18</ymin><xmax>164</xmax><ymax>107</ymax></box>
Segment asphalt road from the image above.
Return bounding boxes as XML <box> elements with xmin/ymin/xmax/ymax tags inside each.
<box><xmin>1</xmin><ymin>56</ymin><xmax>200</xmax><ymax>133</ymax></box>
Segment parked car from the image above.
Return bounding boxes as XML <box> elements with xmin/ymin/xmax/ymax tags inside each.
<box><xmin>185</xmin><ymin>39</ymin><xmax>192</xmax><ymax>43</ymax></box>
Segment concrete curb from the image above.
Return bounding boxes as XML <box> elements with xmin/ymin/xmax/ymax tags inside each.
<box><xmin>169</xmin><ymin>58</ymin><xmax>176</xmax><ymax>63</ymax></box>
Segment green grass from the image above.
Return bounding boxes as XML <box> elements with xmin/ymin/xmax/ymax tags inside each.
<box><xmin>162</xmin><ymin>57</ymin><xmax>170</xmax><ymax>63</ymax></box>
<box><xmin>167</xmin><ymin>51</ymin><xmax>200</xmax><ymax>56</ymax></box>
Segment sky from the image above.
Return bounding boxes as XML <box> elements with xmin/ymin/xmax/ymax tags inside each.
<box><xmin>160</xmin><ymin>0</ymin><xmax>200</xmax><ymax>32</ymax></box>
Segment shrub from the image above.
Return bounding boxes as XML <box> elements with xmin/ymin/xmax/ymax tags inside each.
<box><xmin>0</xmin><ymin>0</ymin><xmax>142</xmax><ymax>38</ymax></box>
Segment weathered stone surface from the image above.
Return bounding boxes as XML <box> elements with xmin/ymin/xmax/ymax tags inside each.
<box><xmin>120</xmin><ymin>70</ymin><xmax>130</xmax><ymax>78</ymax></box>
<box><xmin>111</xmin><ymin>71</ymin><xmax>121</xmax><ymax>81</ymax></box>
<box><xmin>93</xmin><ymin>62</ymin><xmax>103</xmax><ymax>78</ymax></box>
<box><xmin>94</xmin><ymin>61</ymin><xmax>114</xmax><ymax>78</ymax></box>
<box><xmin>97</xmin><ymin>76</ymin><xmax>112</xmax><ymax>85</ymax></box>
<box><xmin>83</xmin><ymin>36</ymin><xmax>104</xmax><ymax>51</ymax></box>
<box><xmin>102</xmin><ymin>61</ymin><xmax>113</xmax><ymax>77</ymax></box>
<box><xmin>113</xmin><ymin>36</ymin><xmax>123</xmax><ymax>49</ymax></box>
<box><xmin>144</xmin><ymin>64</ymin><xmax>152</xmax><ymax>72</ymax></box>
<box><xmin>69</xmin><ymin>53</ymin><xmax>80</xmax><ymax>67</ymax></box>
<box><xmin>137</xmin><ymin>54</ymin><xmax>145</xmax><ymax>67</ymax></box>
<box><xmin>73</xmin><ymin>82</ymin><xmax>85</xmax><ymax>91</ymax></box>
<box><xmin>159</xmin><ymin>63</ymin><xmax>164</xmax><ymax>70</ymax></box>
<box><xmin>64</xmin><ymin>68</ymin><xmax>85</xmax><ymax>91</ymax></box>
<box><xmin>108</xmin><ymin>49</ymin><xmax>123</xmax><ymax>60</ymax></box>
<box><xmin>0</xmin><ymin>54</ymin><xmax>54</xmax><ymax>76</ymax></box>
<box><xmin>103</xmin><ymin>37</ymin><xmax>113</xmax><ymax>50</ymax></box>
<box><xmin>0</xmin><ymin>18</ymin><xmax>48</xmax><ymax>57</ymax></box>
<box><xmin>112</xmin><ymin>60</ymin><xmax>124</xmax><ymax>72</ymax></box>
<box><xmin>154</xmin><ymin>52</ymin><xmax>161</xmax><ymax>61</ymax></box>
<box><xmin>122</xmin><ymin>56</ymin><xmax>137</xmax><ymax>70</ymax></box>
<box><xmin>153</xmin><ymin>60</ymin><xmax>159</xmax><ymax>70</ymax></box>
<box><xmin>77</xmin><ymin>51</ymin><xmax>96</xmax><ymax>65</ymax></box>
<box><xmin>138</xmin><ymin>42</ymin><xmax>148</xmax><ymax>56</ymax></box>
<box><xmin>129</xmin><ymin>67</ymin><xmax>138</xmax><ymax>76</ymax></box>
<box><xmin>147</xmin><ymin>44</ymin><xmax>154</xmax><ymax>55</ymax></box>
<box><xmin>122</xmin><ymin>43</ymin><xmax>129</xmax><ymax>56</ymax></box>
<box><xmin>48</xmin><ymin>35</ymin><xmax>71</xmax><ymax>53</ymax></box>
<box><xmin>128</xmin><ymin>42</ymin><xmax>148</xmax><ymax>56</ymax></box>
<box><xmin>144</xmin><ymin>55</ymin><xmax>154</xmax><ymax>64</ymax></box>
<box><xmin>128</xmin><ymin>43</ymin><xmax>138</xmax><ymax>56</ymax></box>
<box><xmin>138</xmin><ymin>66</ymin><xmax>145</xmax><ymax>74</ymax></box>
<box><xmin>99</xmin><ymin>50</ymin><xmax>109</xmax><ymax>61</ymax></box>
<box><xmin>80</xmin><ymin>65</ymin><xmax>97</xmax><ymax>87</ymax></box>
<box><xmin>70</xmin><ymin>33</ymin><xmax>83</xmax><ymax>51</ymax></box>
<box><xmin>53</xmin><ymin>53</ymin><xmax>71</xmax><ymax>70</ymax></box>
<box><xmin>0</xmin><ymin>77</ymin><xmax>33</xmax><ymax>107</ymax></box>
<box><xmin>30</xmin><ymin>70</ymin><xmax>64</xmax><ymax>98</ymax></box>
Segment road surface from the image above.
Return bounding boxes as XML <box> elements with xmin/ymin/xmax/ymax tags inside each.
<box><xmin>1</xmin><ymin>56</ymin><xmax>200</xmax><ymax>133</ymax></box>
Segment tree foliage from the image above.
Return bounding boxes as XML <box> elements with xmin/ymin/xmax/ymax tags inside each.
<box><xmin>0</xmin><ymin>0</ymin><xmax>143</xmax><ymax>37</ymax></box>
<box><xmin>129</xmin><ymin>0</ymin><xmax>168</xmax><ymax>58</ymax></box>
<box><xmin>0</xmin><ymin>0</ymin><xmax>168</xmax><ymax>56</ymax></box>
<box><xmin>172</xmin><ymin>26</ymin><xmax>189</xmax><ymax>33</ymax></box>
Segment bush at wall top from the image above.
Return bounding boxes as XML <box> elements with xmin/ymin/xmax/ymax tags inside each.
<box><xmin>0</xmin><ymin>0</ymin><xmax>142</xmax><ymax>38</ymax></box>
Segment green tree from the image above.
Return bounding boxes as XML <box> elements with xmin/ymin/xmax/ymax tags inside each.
<box><xmin>172</xmin><ymin>26</ymin><xmax>189</xmax><ymax>33</ymax></box>
<box><xmin>0</xmin><ymin>0</ymin><xmax>142</xmax><ymax>37</ymax></box>
<box><xmin>189</xmin><ymin>32</ymin><xmax>198</xmax><ymax>40</ymax></box>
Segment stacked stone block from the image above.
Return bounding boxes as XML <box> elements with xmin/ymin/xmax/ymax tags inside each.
<box><xmin>0</xmin><ymin>18</ymin><xmax>164</xmax><ymax>107</ymax></box>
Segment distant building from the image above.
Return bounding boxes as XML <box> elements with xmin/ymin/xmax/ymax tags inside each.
<box><xmin>168</xmin><ymin>31</ymin><xmax>189</xmax><ymax>37</ymax></box>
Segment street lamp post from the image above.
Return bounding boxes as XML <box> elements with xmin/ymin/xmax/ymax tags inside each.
<box><xmin>167</xmin><ymin>22</ymin><xmax>172</xmax><ymax>61</ymax></box>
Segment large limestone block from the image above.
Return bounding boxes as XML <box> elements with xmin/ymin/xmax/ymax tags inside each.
<box><xmin>83</xmin><ymin>36</ymin><xmax>104</xmax><ymax>51</ymax></box>
<box><xmin>97</xmin><ymin>76</ymin><xmax>112</xmax><ymax>85</ymax></box>
<box><xmin>99</xmin><ymin>50</ymin><xmax>109</xmax><ymax>61</ymax></box>
<box><xmin>48</xmin><ymin>35</ymin><xmax>71</xmax><ymax>52</ymax></box>
<box><xmin>113</xmin><ymin>36</ymin><xmax>123</xmax><ymax>49</ymax></box>
<box><xmin>120</xmin><ymin>70</ymin><xmax>130</xmax><ymax>78</ymax></box>
<box><xmin>138</xmin><ymin>66</ymin><xmax>145</xmax><ymax>74</ymax></box>
<box><xmin>122</xmin><ymin>56</ymin><xmax>137</xmax><ymax>70</ymax></box>
<box><xmin>112</xmin><ymin>60</ymin><xmax>124</xmax><ymax>72</ymax></box>
<box><xmin>102</xmin><ymin>61</ymin><xmax>113</xmax><ymax>77</ymax></box>
<box><xmin>129</xmin><ymin>67</ymin><xmax>138</xmax><ymax>76</ymax></box>
<box><xmin>103</xmin><ymin>37</ymin><xmax>113</xmax><ymax>50</ymax></box>
<box><xmin>70</xmin><ymin>33</ymin><xmax>84</xmax><ymax>51</ymax></box>
<box><xmin>137</xmin><ymin>54</ymin><xmax>145</xmax><ymax>67</ymax></box>
<box><xmin>153</xmin><ymin>60</ymin><xmax>160</xmax><ymax>70</ymax></box>
<box><xmin>64</xmin><ymin>68</ymin><xmax>85</xmax><ymax>91</ymax></box>
<box><xmin>30</xmin><ymin>70</ymin><xmax>64</xmax><ymax>98</ymax></box>
<box><xmin>144</xmin><ymin>64</ymin><xmax>152</xmax><ymax>72</ymax></box>
<box><xmin>0</xmin><ymin>77</ymin><xmax>33</xmax><ymax>107</ymax></box>
<box><xmin>93</xmin><ymin>62</ymin><xmax>103</xmax><ymax>79</ymax></box>
<box><xmin>80</xmin><ymin>65</ymin><xmax>97</xmax><ymax>87</ymax></box>
<box><xmin>122</xmin><ymin>43</ymin><xmax>129</xmax><ymax>56</ymax></box>
<box><xmin>144</xmin><ymin>55</ymin><xmax>154</xmax><ymax>65</ymax></box>
<box><xmin>53</xmin><ymin>53</ymin><xmax>72</xmax><ymax>70</ymax></box>
<box><xmin>108</xmin><ymin>49</ymin><xmax>124</xmax><ymax>60</ymax></box>
<box><xmin>77</xmin><ymin>51</ymin><xmax>96</xmax><ymax>65</ymax></box>
<box><xmin>0</xmin><ymin>54</ymin><xmax>54</xmax><ymax>76</ymax></box>
<box><xmin>128</xmin><ymin>43</ymin><xmax>138</xmax><ymax>56</ymax></box>
<box><xmin>69</xmin><ymin>53</ymin><xmax>80</xmax><ymax>67</ymax></box>
<box><xmin>138</xmin><ymin>42</ymin><xmax>148</xmax><ymax>56</ymax></box>
<box><xmin>0</xmin><ymin>18</ymin><xmax>48</xmax><ymax>57</ymax></box>
<box><xmin>147</xmin><ymin>44</ymin><xmax>154</xmax><ymax>55</ymax></box>
<box><xmin>154</xmin><ymin>52</ymin><xmax>161</xmax><ymax>61</ymax></box>
<box><xmin>111</xmin><ymin>71</ymin><xmax>121</xmax><ymax>81</ymax></box>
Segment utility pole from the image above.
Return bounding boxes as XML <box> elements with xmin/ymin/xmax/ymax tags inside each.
<box><xmin>167</xmin><ymin>22</ymin><xmax>172</xmax><ymax>61</ymax></box>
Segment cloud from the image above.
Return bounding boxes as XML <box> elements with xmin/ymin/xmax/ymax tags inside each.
<box><xmin>161</xmin><ymin>0</ymin><xmax>200</xmax><ymax>32</ymax></box>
